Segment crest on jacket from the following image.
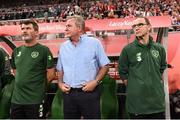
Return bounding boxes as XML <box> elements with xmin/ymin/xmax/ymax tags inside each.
<box><xmin>151</xmin><ymin>50</ymin><xmax>159</xmax><ymax>58</ymax></box>
<box><xmin>31</xmin><ymin>51</ymin><xmax>39</xmax><ymax>58</ymax></box>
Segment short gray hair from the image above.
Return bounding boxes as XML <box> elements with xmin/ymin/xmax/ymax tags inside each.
<box><xmin>67</xmin><ymin>15</ymin><xmax>85</xmax><ymax>32</ymax></box>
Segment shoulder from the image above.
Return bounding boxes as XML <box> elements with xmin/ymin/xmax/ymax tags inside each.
<box><xmin>14</xmin><ymin>45</ymin><xmax>24</xmax><ymax>51</ymax></box>
<box><xmin>83</xmin><ymin>36</ymin><xmax>102</xmax><ymax>46</ymax></box>
<box><xmin>0</xmin><ymin>48</ymin><xmax>4</xmax><ymax>54</ymax></box>
<box><xmin>37</xmin><ymin>44</ymin><xmax>53</xmax><ymax>55</ymax></box>
<box><xmin>81</xmin><ymin>34</ymin><xmax>99</xmax><ymax>42</ymax></box>
<box><xmin>86</xmin><ymin>36</ymin><xmax>99</xmax><ymax>42</ymax></box>
<box><xmin>153</xmin><ymin>42</ymin><xmax>164</xmax><ymax>47</ymax></box>
<box><xmin>0</xmin><ymin>48</ymin><xmax>5</xmax><ymax>58</ymax></box>
<box><xmin>152</xmin><ymin>42</ymin><xmax>165</xmax><ymax>51</ymax></box>
<box><xmin>60</xmin><ymin>40</ymin><xmax>71</xmax><ymax>50</ymax></box>
<box><xmin>37</xmin><ymin>43</ymin><xmax>49</xmax><ymax>49</ymax></box>
<box><xmin>33</xmin><ymin>44</ymin><xmax>52</xmax><ymax>54</ymax></box>
<box><xmin>123</xmin><ymin>42</ymin><xmax>136</xmax><ymax>51</ymax></box>
<box><xmin>61</xmin><ymin>40</ymin><xmax>70</xmax><ymax>46</ymax></box>
<box><xmin>0</xmin><ymin>48</ymin><xmax>9</xmax><ymax>57</ymax></box>
<box><xmin>149</xmin><ymin>36</ymin><xmax>165</xmax><ymax>50</ymax></box>
<box><xmin>120</xmin><ymin>41</ymin><xmax>138</xmax><ymax>57</ymax></box>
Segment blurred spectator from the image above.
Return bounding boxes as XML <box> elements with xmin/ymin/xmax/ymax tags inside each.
<box><xmin>171</xmin><ymin>10</ymin><xmax>180</xmax><ymax>31</ymax></box>
<box><xmin>0</xmin><ymin>0</ymin><xmax>179</xmax><ymax>27</ymax></box>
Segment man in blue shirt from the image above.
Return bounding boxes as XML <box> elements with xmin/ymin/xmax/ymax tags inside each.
<box><xmin>56</xmin><ymin>15</ymin><xmax>110</xmax><ymax>119</ymax></box>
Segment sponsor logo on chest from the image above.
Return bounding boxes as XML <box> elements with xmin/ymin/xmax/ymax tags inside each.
<box><xmin>31</xmin><ymin>51</ymin><xmax>39</xmax><ymax>58</ymax></box>
<box><xmin>136</xmin><ymin>52</ymin><xmax>142</xmax><ymax>62</ymax></box>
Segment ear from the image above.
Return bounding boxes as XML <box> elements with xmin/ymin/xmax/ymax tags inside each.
<box><xmin>35</xmin><ymin>30</ymin><xmax>39</xmax><ymax>34</ymax></box>
<box><xmin>35</xmin><ymin>31</ymin><xmax>39</xmax><ymax>37</ymax></box>
<box><xmin>78</xmin><ymin>26</ymin><xmax>82</xmax><ymax>32</ymax></box>
<box><xmin>148</xmin><ymin>26</ymin><xmax>152</xmax><ymax>31</ymax></box>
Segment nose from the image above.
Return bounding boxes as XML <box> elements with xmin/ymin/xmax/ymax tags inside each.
<box><xmin>134</xmin><ymin>26</ymin><xmax>140</xmax><ymax>30</ymax></box>
<box><xmin>65</xmin><ymin>27</ymin><xmax>68</xmax><ymax>31</ymax></box>
<box><xmin>22</xmin><ymin>28</ymin><xmax>27</xmax><ymax>33</ymax></box>
<box><xmin>22</xmin><ymin>31</ymin><xmax>27</xmax><ymax>34</ymax></box>
<box><xmin>133</xmin><ymin>25</ymin><xmax>140</xmax><ymax>29</ymax></box>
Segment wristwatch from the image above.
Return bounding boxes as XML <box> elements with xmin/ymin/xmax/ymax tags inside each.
<box><xmin>96</xmin><ymin>80</ymin><xmax>102</xmax><ymax>85</ymax></box>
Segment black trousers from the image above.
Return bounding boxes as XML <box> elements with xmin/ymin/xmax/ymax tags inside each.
<box><xmin>10</xmin><ymin>103</ymin><xmax>41</xmax><ymax>119</ymax></box>
<box><xmin>63</xmin><ymin>87</ymin><xmax>101</xmax><ymax>119</ymax></box>
<box><xmin>129</xmin><ymin>111</ymin><xmax>165</xmax><ymax>119</ymax></box>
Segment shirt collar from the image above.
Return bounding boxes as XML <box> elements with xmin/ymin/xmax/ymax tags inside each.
<box><xmin>79</xmin><ymin>34</ymin><xmax>87</xmax><ymax>42</ymax></box>
<box><xmin>134</xmin><ymin>36</ymin><xmax>154</xmax><ymax>48</ymax></box>
<box><xmin>69</xmin><ymin>34</ymin><xmax>87</xmax><ymax>44</ymax></box>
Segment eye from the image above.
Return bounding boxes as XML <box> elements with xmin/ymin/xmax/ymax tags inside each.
<box><xmin>138</xmin><ymin>23</ymin><xmax>144</xmax><ymax>26</ymax></box>
<box><xmin>132</xmin><ymin>23</ymin><xmax>147</xmax><ymax>28</ymax></box>
<box><xmin>66</xmin><ymin>24</ymin><xmax>71</xmax><ymax>27</ymax></box>
<box><xmin>27</xmin><ymin>27</ymin><xmax>31</xmax><ymax>30</ymax></box>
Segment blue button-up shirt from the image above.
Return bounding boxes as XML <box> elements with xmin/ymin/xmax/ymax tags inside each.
<box><xmin>56</xmin><ymin>34</ymin><xmax>110</xmax><ymax>88</ymax></box>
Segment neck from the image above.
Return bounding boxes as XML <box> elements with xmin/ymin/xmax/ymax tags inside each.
<box><xmin>138</xmin><ymin>34</ymin><xmax>149</xmax><ymax>45</ymax></box>
<box><xmin>70</xmin><ymin>33</ymin><xmax>83</xmax><ymax>45</ymax></box>
<box><xmin>25</xmin><ymin>39</ymin><xmax>38</xmax><ymax>47</ymax></box>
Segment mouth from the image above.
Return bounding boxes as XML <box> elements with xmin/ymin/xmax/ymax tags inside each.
<box><xmin>135</xmin><ymin>30</ymin><xmax>141</xmax><ymax>34</ymax></box>
<box><xmin>64</xmin><ymin>32</ymin><xmax>70</xmax><ymax>37</ymax></box>
<box><xmin>22</xmin><ymin>34</ymin><xmax>31</xmax><ymax>40</ymax></box>
<box><xmin>22</xmin><ymin>34</ymin><xmax>29</xmax><ymax>37</ymax></box>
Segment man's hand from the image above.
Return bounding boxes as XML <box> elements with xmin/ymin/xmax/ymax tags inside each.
<box><xmin>82</xmin><ymin>80</ymin><xmax>98</xmax><ymax>92</ymax></box>
<box><xmin>58</xmin><ymin>82</ymin><xmax>71</xmax><ymax>94</ymax></box>
<box><xmin>124</xmin><ymin>79</ymin><xmax>128</xmax><ymax>86</ymax></box>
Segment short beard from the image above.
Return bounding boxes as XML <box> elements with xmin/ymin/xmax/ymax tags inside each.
<box><xmin>136</xmin><ymin>32</ymin><xmax>148</xmax><ymax>40</ymax></box>
<box><xmin>22</xmin><ymin>36</ymin><xmax>33</xmax><ymax>43</ymax></box>
<box><xmin>136</xmin><ymin>36</ymin><xmax>143</xmax><ymax>40</ymax></box>
<box><xmin>25</xmin><ymin>39</ymin><xmax>32</xmax><ymax>43</ymax></box>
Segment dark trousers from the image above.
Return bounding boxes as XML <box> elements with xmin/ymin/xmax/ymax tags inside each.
<box><xmin>63</xmin><ymin>87</ymin><xmax>101</xmax><ymax>119</ymax></box>
<box><xmin>129</xmin><ymin>111</ymin><xmax>165</xmax><ymax>119</ymax></box>
<box><xmin>10</xmin><ymin>103</ymin><xmax>41</xmax><ymax>119</ymax></box>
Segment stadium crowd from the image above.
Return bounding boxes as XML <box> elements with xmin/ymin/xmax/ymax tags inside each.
<box><xmin>0</xmin><ymin>0</ymin><xmax>179</xmax><ymax>27</ymax></box>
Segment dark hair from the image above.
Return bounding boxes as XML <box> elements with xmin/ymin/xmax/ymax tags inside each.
<box><xmin>20</xmin><ymin>20</ymin><xmax>39</xmax><ymax>31</ymax></box>
<box><xmin>162</xmin><ymin>9</ymin><xmax>169</xmax><ymax>13</ymax></box>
